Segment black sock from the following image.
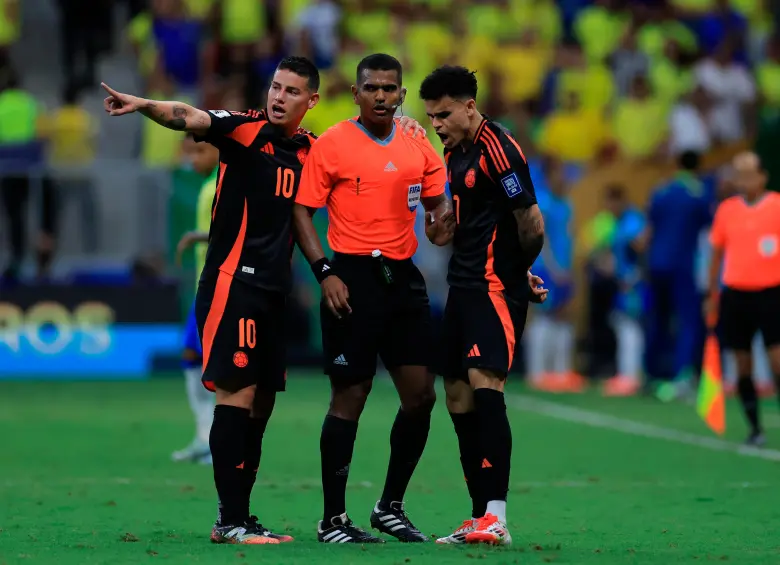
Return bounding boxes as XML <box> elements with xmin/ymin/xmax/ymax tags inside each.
<box><xmin>450</xmin><ymin>411</ymin><xmax>485</xmax><ymax>518</ymax></box>
<box><xmin>737</xmin><ymin>376</ymin><xmax>761</xmax><ymax>434</ymax></box>
<box><xmin>209</xmin><ymin>405</ymin><xmax>251</xmax><ymax>525</ymax></box>
<box><xmin>243</xmin><ymin>416</ymin><xmax>269</xmax><ymax>513</ymax></box>
<box><xmin>321</xmin><ymin>415</ymin><xmax>359</xmax><ymax>523</ymax></box>
<box><xmin>473</xmin><ymin>389</ymin><xmax>512</xmax><ymax>505</ymax></box>
<box><xmin>380</xmin><ymin>408</ymin><xmax>432</xmax><ymax>506</ymax></box>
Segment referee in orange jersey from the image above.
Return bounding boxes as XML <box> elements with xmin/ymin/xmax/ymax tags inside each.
<box><xmin>293</xmin><ymin>54</ymin><xmax>453</xmax><ymax>544</ymax></box>
<box><xmin>707</xmin><ymin>152</ymin><xmax>780</xmax><ymax>446</ymax></box>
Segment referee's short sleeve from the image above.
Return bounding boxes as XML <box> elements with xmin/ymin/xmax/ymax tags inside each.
<box><xmin>296</xmin><ymin>133</ymin><xmax>338</xmax><ymax>209</ymax></box>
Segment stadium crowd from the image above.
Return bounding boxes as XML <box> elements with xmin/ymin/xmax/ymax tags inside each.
<box><xmin>1</xmin><ymin>0</ymin><xmax>779</xmax><ymax>397</ymax></box>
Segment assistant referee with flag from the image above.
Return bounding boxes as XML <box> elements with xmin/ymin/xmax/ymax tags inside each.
<box><xmin>706</xmin><ymin>152</ymin><xmax>780</xmax><ymax>446</ymax></box>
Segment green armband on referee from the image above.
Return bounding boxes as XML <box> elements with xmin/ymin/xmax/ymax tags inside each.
<box><xmin>311</xmin><ymin>257</ymin><xmax>334</xmax><ymax>283</ymax></box>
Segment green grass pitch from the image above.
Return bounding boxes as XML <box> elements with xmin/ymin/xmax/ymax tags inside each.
<box><xmin>1</xmin><ymin>373</ymin><xmax>780</xmax><ymax>564</ymax></box>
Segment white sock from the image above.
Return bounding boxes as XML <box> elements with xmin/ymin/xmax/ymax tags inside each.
<box><xmin>612</xmin><ymin>313</ymin><xmax>644</xmax><ymax>380</ymax></box>
<box><xmin>485</xmin><ymin>500</ymin><xmax>507</xmax><ymax>523</ymax></box>
<box><xmin>552</xmin><ymin>321</ymin><xmax>574</xmax><ymax>374</ymax></box>
<box><xmin>185</xmin><ymin>367</ymin><xmax>214</xmax><ymax>445</ymax></box>
<box><xmin>525</xmin><ymin>315</ymin><xmax>554</xmax><ymax>379</ymax></box>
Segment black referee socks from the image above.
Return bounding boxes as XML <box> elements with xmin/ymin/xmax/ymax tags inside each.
<box><xmin>450</xmin><ymin>411</ymin><xmax>486</xmax><ymax>518</ymax></box>
<box><xmin>737</xmin><ymin>375</ymin><xmax>761</xmax><ymax>434</ymax></box>
<box><xmin>321</xmin><ymin>415</ymin><xmax>359</xmax><ymax>522</ymax></box>
<box><xmin>243</xmin><ymin>415</ymin><xmax>270</xmax><ymax>506</ymax></box>
<box><xmin>210</xmin><ymin>404</ymin><xmax>251</xmax><ymax>525</ymax></box>
<box><xmin>473</xmin><ymin>388</ymin><xmax>512</xmax><ymax>504</ymax></box>
<box><xmin>380</xmin><ymin>408</ymin><xmax>432</xmax><ymax>506</ymax></box>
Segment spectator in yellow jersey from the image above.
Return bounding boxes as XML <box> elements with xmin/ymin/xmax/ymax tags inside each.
<box><xmin>612</xmin><ymin>74</ymin><xmax>668</xmax><ymax>160</ymax></box>
<box><xmin>0</xmin><ymin>0</ymin><xmax>18</xmax><ymax>73</ymax></box>
<box><xmin>43</xmin><ymin>84</ymin><xmax>99</xmax><ymax>253</ymax></box>
<box><xmin>538</xmin><ymin>90</ymin><xmax>611</xmax><ymax>163</ymax></box>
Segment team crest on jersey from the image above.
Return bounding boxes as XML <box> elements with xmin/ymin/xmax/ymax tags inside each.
<box><xmin>408</xmin><ymin>183</ymin><xmax>422</xmax><ymax>211</ymax></box>
<box><xmin>297</xmin><ymin>148</ymin><xmax>308</xmax><ymax>165</ymax></box>
<box><xmin>465</xmin><ymin>168</ymin><xmax>476</xmax><ymax>188</ymax></box>
<box><xmin>501</xmin><ymin>172</ymin><xmax>522</xmax><ymax>198</ymax></box>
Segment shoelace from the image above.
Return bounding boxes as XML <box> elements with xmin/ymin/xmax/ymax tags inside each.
<box><xmin>246</xmin><ymin>515</ymin><xmax>270</xmax><ymax>535</ymax></box>
<box><xmin>392</xmin><ymin>509</ymin><xmax>422</xmax><ymax>534</ymax></box>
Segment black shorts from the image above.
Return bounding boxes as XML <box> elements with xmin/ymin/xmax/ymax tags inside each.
<box><xmin>720</xmin><ymin>285</ymin><xmax>780</xmax><ymax>352</ymax></box>
<box><xmin>321</xmin><ymin>253</ymin><xmax>433</xmax><ymax>384</ymax></box>
<box><xmin>195</xmin><ymin>272</ymin><xmax>287</xmax><ymax>393</ymax></box>
<box><xmin>438</xmin><ymin>286</ymin><xmax>529</xmax><ymax>382</ymax></box>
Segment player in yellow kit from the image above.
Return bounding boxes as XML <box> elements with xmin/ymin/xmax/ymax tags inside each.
<box><xmin>172</xmin><ymin>136</ymin><xmax>220</xmax><ymax>464</ymax></box>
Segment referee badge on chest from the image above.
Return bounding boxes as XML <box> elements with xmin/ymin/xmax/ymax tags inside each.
<box><xmin>408</xmin><ymin>183</ymin><xmax>422</xmax><ymax>211</ymax></box>
<box><xmin>759</xmin><ymin>235</ymin><xmax>778</xmax><ymax>257</ymax></box>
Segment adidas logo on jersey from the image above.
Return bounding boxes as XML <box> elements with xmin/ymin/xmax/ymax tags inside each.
<box><xmin>384</xmin><ymin>161</ymin><xmax>397</xmax><ymax>172</ymax></box>
<box><xmin>333</xmin><ymin>354</ymin><xmax>348</xmax><ymax>365</ymax></box>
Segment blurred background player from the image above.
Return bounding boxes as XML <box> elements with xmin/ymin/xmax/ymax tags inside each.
<box><xmin>171</xmin><ymin>135</ymin><xmax>219</xmax><ymax>464</ymax></box>
<box><xmin>294</xmin><ymin>54</ymin><xmax>450</xmax><ymax>544</ymax></box>
<box><xmin>601</xmin><ymin>184</ymin><xmax>647</xmax><ymax>397</ymax></box>
<box><xmin>707</xmin><ymin>151</ymin><xmax>780</xmax><ymax>446</ymax></box>
<box><xmin>644</xmin><ymin>150</ymin><xmax>713</xmax><ymax>402</ymax></box>
<box><xmin>525</xmin><ymin>156</ymin><xmax>581</xmax><ymax>393</ymax></box>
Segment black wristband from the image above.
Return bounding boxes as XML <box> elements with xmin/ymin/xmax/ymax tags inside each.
<box><xmin>311</xmin><ymin>257</ymin><xmax>334</xmax><ymax>283</ymax></box>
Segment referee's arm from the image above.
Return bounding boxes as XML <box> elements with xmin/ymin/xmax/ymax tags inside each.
<box><xmin>705</xmin><ymin>202</ymin><xmax>728</xmax><ymax>318</ymax></box>
<box><xmin>293</xmin><ymin>136</ymin><xmax>351</xmax><ymax>316</ymax></box>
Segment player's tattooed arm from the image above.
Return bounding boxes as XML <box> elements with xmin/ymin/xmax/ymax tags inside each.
<box><xmin>101</xmin><ymin>82</ymin><xmax>211</xmax><ymax>134</ymax></box>
<box><xmin>513</xmin><ymin>204</ymin><xmax>545</xmax><ymax>269</ymax></box>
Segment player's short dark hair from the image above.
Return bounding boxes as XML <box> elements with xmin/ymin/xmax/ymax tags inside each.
<box><xmin>678</xmin><ymin>150</ymin><xmax>700</xmax><ymax>171</ymax></box>
<box><xmin>419</xmin><ymin>65</ymin><xmax>478</xmax><ymax>101</ymax></box>
<box><xmin>356</xmin><ymin>53</ymin><xmax>403</xmax><ymax>85</ymax></box>
<box><xmin>277</xmin><ymin>56</ymin><xmax>320</xmax><ymax>92</ymax></box>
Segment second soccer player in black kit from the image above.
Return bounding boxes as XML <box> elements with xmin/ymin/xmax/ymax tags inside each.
<box><xmin>102</xmin><ymin>57</ymin><xmax>321</xmax><ymax>544</ymax></box>
<box><xmin>420</xmin><ymin>65</ymin><xmax>546</xmax><ymax>546</ymax></box>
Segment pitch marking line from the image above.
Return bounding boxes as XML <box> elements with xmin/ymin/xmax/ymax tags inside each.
<box><xmin>506</xmin><ymin>394</ymin><xmax>780</xmax><ymax>462</ymax></box>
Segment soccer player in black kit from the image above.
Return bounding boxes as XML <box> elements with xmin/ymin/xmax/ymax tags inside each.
<box><xmin>102</xmin><ymin>57</ymin><xmax>321</xmax><ymax>544</ymax></box>
<box><xmin>419</xmin><ymin>65</ymin><xmax>546</xmax><ymax>546</ymax></box>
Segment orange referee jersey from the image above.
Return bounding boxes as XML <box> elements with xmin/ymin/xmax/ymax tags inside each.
<box><xmin>709</xmin><ymin>192</ymin><xmax>780</xmax><ymax>290</ymax></box>
<box><xmin>295</xmin><ymin>118</ymin><xmax>447</xmax><ymax>260</ymax></box>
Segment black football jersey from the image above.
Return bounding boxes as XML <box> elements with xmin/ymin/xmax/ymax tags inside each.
<box><xmin>445</xmin><ymin>117</ymin><xmax>537</xmax><ymax>293</ymax></box>
<box><xmin>195</xmin><ymin>109</ymin><xmax>316</xmax><ymax>294</ymax></box>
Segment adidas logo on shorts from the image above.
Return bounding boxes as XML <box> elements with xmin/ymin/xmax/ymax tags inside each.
<box><xmin>333</xmin><ymin>354</ymin><xmax>348</xmax><ymax>366</ymax></box>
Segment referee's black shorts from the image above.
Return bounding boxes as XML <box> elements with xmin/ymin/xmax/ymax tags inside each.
<box><xmin>720</xmin><ymin>284</ymin><xmax>780</xmax><ymax>352</ymax></box>
<box><xmin>320</xmin><ymin>253</ymin><xmax>433</xmax><ymax>385</ymax></box>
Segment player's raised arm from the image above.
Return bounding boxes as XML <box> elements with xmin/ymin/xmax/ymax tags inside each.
<box><xmin>478</xmin><ymin>122</ymin><xmax>545</xmax><ymax>269</ymax></box>
<box><xmin>101</xmin><ymin>82</ymin><xmax>211</xmax><ymax>135</ymax></box>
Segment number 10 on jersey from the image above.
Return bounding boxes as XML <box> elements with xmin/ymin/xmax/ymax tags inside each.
<box><xmin>275</xmin><ymin>168</ymin><xmax>295</xmax><ymax>198</ymax></box>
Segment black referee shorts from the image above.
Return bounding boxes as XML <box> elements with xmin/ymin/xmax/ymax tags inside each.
<box><xmin>437</xmin><ymin>286</ymin><xmax>529</xmax><ymax>382</ymax></box>
<box><xmin>320</xmin><ymin>253</ymin><xmax>433</xmax><ymax>384</ymax></box>
<box><xmin>720</xmin><ymin>284</ymin><xmax>780</xmax><ymax>352</ymax></box>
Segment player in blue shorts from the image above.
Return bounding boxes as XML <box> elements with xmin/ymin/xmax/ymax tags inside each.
<box><xmin>525</xmin><ymin>158</ymin><xmax>582</xmax><ymax>392</ymax></box>
<box><xmin>171</xmin><ymin>136</ymin><xmax>219</xmax><ymax>463</ymax></box>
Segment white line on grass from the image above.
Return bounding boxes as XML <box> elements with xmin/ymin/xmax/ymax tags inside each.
<box><xmin>506</xmin><ymin>394</ymin><xmax>780</xmax><ymax>462</ymax></box>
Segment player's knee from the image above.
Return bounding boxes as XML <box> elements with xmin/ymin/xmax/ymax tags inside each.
<box><xmin>400</xmin><ymin>381</ymin><xmax>436</xmax><ymax>414</ymax></box>
<box><xmin>215</xmin><ymin>384</ymin><xmax>256</xmax><ymax>409</ymax></box>
<box><xmin>329</xmin><ymin>379</ymin><xmax>372</xmax><ymax>421</ymax></box>
<box><xmin>444</xmin><ymin>378</ymin><xmax>474</xmax><ymax>413</ymax></box>
<box><xmin>468</xmin><ymin>368</ymin><xmax>505</xmax><ymax>392</ymax></box>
